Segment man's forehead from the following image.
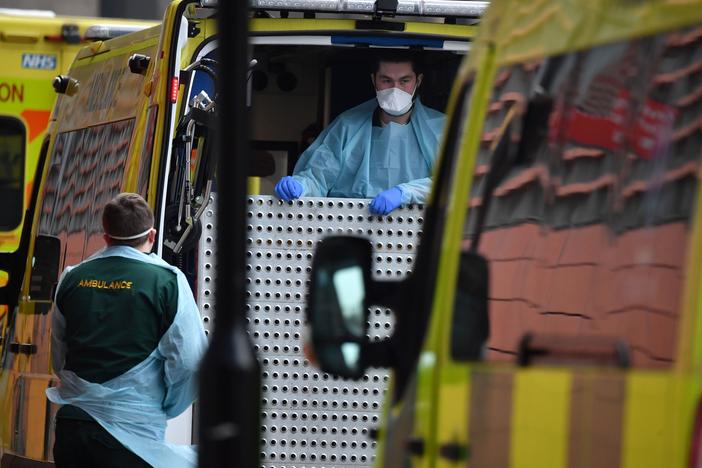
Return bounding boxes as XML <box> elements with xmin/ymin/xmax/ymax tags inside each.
<box><xmin>376</xmin><ymin>61</ymin><xmax>415</xmax><ymax>77</ymax></box>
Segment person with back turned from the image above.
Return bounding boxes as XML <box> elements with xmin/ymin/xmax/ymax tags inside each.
<box><xmin>47</xmin><ymin>193</ymin><xmax>207</xmax><ymax>468</ymax></box>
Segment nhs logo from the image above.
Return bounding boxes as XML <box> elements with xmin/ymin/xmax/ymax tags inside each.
<box><xmin>21</xmin><ymin>54</ymin><xmax>57</xmax><ymax>70</ymax></box>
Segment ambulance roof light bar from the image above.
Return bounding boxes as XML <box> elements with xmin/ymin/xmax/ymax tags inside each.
<box><xmin>397</xmin><ymin>0</ymin><xmax>488</xmax><ymax>17</ymax></box>
<box><xmin>252</xmin><ymin>0</ymin><xmax>375</xmax><ymax>14</ymax></box>
<box><xmin>84</xmin><ymin>24</ymin><xmax>155</xmax><ymax>40</ymax></box>
<box><xmin>250</xmin><ymin>0</ymin><xmax>489</xmax><ymax>18</ymax></box>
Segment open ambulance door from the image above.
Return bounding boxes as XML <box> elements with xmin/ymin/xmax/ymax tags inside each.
<box><xmin>149</xmin><ymin>1</ymin><xmax>221</xmax><ymax>273</ymax></box>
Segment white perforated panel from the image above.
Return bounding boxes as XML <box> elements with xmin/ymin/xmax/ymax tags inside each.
<box><xmin>197</xmin><ymin>195</ymin><xmax>422</xmax><ymax>468</ymax></box>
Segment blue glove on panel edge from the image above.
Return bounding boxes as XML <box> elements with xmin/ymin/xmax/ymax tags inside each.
<box><xmin>369</xmin><ymin>186</ymin><xmax>403</xmax><ymax>215</ymax></box>
<box><xmin>275</xmin><ymin>176</ymin><xmax>303</xmax><ymax>201</ymax></box>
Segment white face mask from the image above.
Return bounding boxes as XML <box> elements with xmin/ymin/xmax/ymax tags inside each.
<box><xmin>376</xmin><ymin>86</ymin><xmax>416</xmax><ymax>116</ymax></box>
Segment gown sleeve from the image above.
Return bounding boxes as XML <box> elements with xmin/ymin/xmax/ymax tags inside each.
<box><xmin>160</xmin><ymin>271</ymin><xmax>208</xmax><ymax>418</ymax></box>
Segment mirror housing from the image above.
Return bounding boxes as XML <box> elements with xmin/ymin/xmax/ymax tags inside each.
<box><xmin>128</xmin><ymin>53</ymin><xmax>151</xmax><ymax>75</ymax></box>
<box><xmin>52</xmin><ymin>75</ymin><xmax>79</xmax><ymax>96</ymax></box>
<box><xmin>29</xmin><ymin>235</ymin><xmax>61</xmax><ymax>302</ymax></box>
<box><xmin>307</xmin><ymin>236</ymin><xmax>373</xmax><ymax>379</ymax></box>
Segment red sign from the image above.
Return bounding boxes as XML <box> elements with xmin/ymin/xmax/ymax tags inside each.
<box><xmin>550</xmin><ymin>90</ymin><xmax>677</xmax><ymax>160</ymax></box>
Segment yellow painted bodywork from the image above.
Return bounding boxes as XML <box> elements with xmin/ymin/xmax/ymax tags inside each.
<box><xmin>401</xmin><ymin>1</ymin><xmax>702</xmax><ymax>468</ymax></box>
<box><xmin>250</xmin><ymin>17</ymin><xmax>475</xmax><ymax>40</ymax></box>
<box><xmin>511</xmin><ymin>370</ymin><xmax>571</xmax><ymax>468</ymax></box>
<box><xmin>620</xmin><ymin>373</ymin><xmax>676</xmax><ymax>468</ymax></box>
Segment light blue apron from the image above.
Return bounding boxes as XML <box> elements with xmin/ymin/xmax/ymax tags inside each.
<box><xmin>47</xmin><ymin>246</ymin><xmax>208</xmax><ymax>467</ymax></box>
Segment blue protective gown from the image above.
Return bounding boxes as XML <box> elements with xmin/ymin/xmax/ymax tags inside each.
<box><xmin>292</xmin><ymin>98</ymin><xmax>445</xmax><ymax>204</ymax></box>
<box><xmin>46</xmin><ymin>246</ymin><xmax>208</xmax><ymax>468</ymax></box>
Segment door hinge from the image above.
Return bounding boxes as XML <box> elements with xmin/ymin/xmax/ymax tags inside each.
<box><xmin>188</xmin><ymin>20</ymin><xmax>201</xmax><ymax>37</ymax></box>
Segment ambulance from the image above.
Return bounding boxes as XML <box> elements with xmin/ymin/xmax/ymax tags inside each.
<box><xmin>0</xmin><ymin>9</ymin><xmax>156</xmax><ymax>261</ymax></box>
<box><xmin>0</xmin><ymin>0</ymin><xmax>479</xmax><ymax>464</ymax></box>
<box><xmin>0</xmin><ymin>12</ymin><xmax>156</xmax><ymax>424</ymax></box>
<box><xmin>305</xmin><ymin>0</ymin><xmax>702</xmax><ymax>467</ymax></box>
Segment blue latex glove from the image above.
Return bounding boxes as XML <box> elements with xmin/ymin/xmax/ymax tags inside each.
<box><xmin>275</xmin><ymin>176</ymin><xmax>303</xmax><ymax>201</ymax></box>
<box><xmin>369</xmin><ymin>186</ymin><xmax>403</xmax><ymax>215</ymax></box>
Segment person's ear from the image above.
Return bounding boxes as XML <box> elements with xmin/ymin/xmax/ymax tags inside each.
<box><xmin>103</xmin><ymin>233</ymin><xmax>113</xmax><ymax>246</ymax></box>
<box><xmin>370</xmin><ymin>73</ymin><xmax>377</xmax><ymax>90</ymax></box>
<box><xmin>416</xmin><ymin>73</ymin><xmax>423</xmax><ymax>89</ymax></box>
<box><xmin>148</xmin><ymin>228</ymin><xmax>157</xmax><ymax>244</ymax></box>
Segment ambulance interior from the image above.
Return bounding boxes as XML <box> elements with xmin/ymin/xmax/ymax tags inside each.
<box><xmin>247</xmin><ymin>44</ymin><xmax>465</xmax><ymax>194</ymax></box>
<box><xmin>165</xmin><ymin>41</ymin><xmax>464</xmax><ymax>264</ymax></box>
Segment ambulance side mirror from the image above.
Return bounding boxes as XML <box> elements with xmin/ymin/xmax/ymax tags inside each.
<box><xmin>307</xmin><ymin>236</ymin><xmax>372</xmax><ymax>379</ymax></box>
<box><xmin>29</xmin><ymin>235</ymin><xmax>61</xmax><ymax>302</ymax></box>
<box><xmin>128</xmin><ymin>53</ymin><xmax>151</xmax><ymax>75</ymax></box>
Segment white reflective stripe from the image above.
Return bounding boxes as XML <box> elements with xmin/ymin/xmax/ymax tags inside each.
<box><xmin>443</xmin><ymin>40</ymin><xmax>470</xmax><ymax>52</ymax></box>
<box><xmin>251</xmin><ymin>35</ymin><xmax>333</xmax><ymax>46</ymax></box>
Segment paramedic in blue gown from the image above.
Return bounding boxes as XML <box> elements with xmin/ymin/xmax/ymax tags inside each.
<box><xmin>274</xmin><ymin>51</ymin><xmax>446</xmax><ymax>215</ymax></box>
<box><xmin>47</xmin><ymin>193</ymin><xmax>207</xmax><ymax>468</ymax></box>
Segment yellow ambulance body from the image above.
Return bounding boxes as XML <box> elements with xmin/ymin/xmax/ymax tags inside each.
<box><xmin>0</xmin><ymin>10</ymin><xmax>156</xmax><ymax>256</ymax></box>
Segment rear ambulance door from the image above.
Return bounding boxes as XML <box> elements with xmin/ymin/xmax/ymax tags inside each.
<box><xmin>429</xmin><ymin>4</ymin><xmax>702</xmax><ymax>468</ymax></box>
<box><xmin>149</xmin><ymin>1</ymin><xmax>218</xmax><ymax>260</ymax></box>
<box><xmin>136</xmin><ymin>0</ymin><xmax>218</xmax><ymax>444</ymax></box>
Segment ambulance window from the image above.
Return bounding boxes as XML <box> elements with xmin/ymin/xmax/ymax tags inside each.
<box><xmin>0</xmin><ymin>117</ymin><xmax>25</xmax><ymax>230</ymax></box>
<box><xmin>461</xmin><ymin>27</ymin><xmax>702</xmax><ymax>369</ymax></box>
<box><xmin>38</xmin><ymin>119</ymin><xmax>136</xmax><ymax>266</ymax></box>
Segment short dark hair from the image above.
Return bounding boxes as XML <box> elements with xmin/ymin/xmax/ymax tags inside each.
<box><xmin>370</xmin><ymin>50</ymin><xmax>424</xmax><ymax>76</ymax></box>
<box><xmin>102</xmin><ymin>193</ymin><xmax>154</xmax><ymax>247</ymax></box>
